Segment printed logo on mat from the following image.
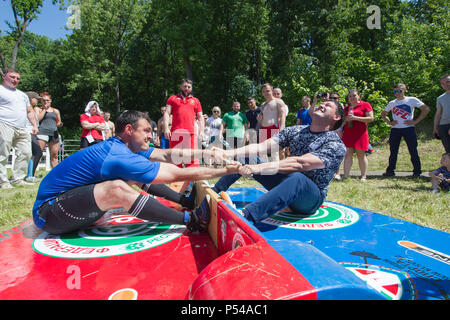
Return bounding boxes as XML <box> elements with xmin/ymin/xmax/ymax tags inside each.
<box><xmin>342</xmin><ymin>263</ymin><xmax>416</xmax><ymax>300</ymax></box>
<box><xmin>33</xmin><ymin>215</ymin><xmax>184</xmax><ymax>259</ymax></box>
<box><xmin>398</xmin><ymin>241</ymin><xmax>450</xmax><ymax>265</ymax></box>
<box><xmin>262</xmin><ymin>202</ymin><xmax>359</xmax><ymax>230</ymax></box>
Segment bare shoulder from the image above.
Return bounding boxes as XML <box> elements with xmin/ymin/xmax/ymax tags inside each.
<box><xmin>275</xmin><ymin>98</ymin><xmax>286</xmax><ymax>107</ymax></box>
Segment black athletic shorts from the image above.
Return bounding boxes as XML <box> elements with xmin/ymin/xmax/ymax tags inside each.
<box><xmin>38</xmin><ymin>184</ymin><xmax>106</xmax><ymax>235</ymax></box>
<box><xmin>80</xmin><ymin>137</ymin><xmax>103</xmax><ymax>149</ymax></box>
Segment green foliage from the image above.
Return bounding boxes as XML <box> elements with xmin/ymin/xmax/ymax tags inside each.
<box><xmin>0</xmin><ymin>0</ymin><xmax>448</xmax><ymax>142</ymax></box>
<box><xmin>365</xmin><ymin>89</ymin><xmax>390</xmax><ymax>143</ymax></box>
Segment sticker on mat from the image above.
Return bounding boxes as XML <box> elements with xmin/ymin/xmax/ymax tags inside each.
<box><xmin>342</xmin><ymin>263</ymin><xmax>416</xmax><ymax>300</ymax></box>
<box><xmin>262</xmin><ymin>202</ymin><xmax>360</xmax><ymax>230</ymax></box>
<box><xmin>33</xmin><ymin>215</ymin><xmax>184</xmax><ymax>259</ymax></box>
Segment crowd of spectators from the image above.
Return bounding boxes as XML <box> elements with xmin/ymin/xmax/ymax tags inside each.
<box><xmin>1</xmin><ymin>68</ymin><xmax>449</xmax><ymax>194</ymax></box>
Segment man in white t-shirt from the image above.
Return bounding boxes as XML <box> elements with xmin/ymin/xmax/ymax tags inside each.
<box><xmin>0</xmin><ymin>68</ymin><xmax>39</xmax><ymax>188</ymax></box>
<box><xmin>381</xmin><ymin>83</ymin><xmax>430</xmax><ymax>177</ymax></box>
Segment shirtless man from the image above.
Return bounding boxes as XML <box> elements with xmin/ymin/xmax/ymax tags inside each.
<box><xmin>103</xmin><ymin>112</ymin><xmax>115</xmax><ymax>139</ymax></box>
<box><xmin>272</xmin><ymin>87</ymin><xmax>289</xmax><ymax>159</ymax></box>
<box><xmin>272</xmin><ymin>87</ymin><xmax>289</xmax><ymax>119</ymax></box>
<box><xmin>257</xmin><ymin>83</ymin><xmax>286</xmax><ymax>160</ymax></box>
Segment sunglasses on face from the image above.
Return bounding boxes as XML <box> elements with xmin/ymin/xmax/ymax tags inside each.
<box><xmin>393</xmin><ymin>89</ymin><xmax>403</xmax><ymax>94</ymax></box>
<box><xmin>213</xmin><ymin>110</ymin><xmax>220</xmax><ymax>113</ymax></box>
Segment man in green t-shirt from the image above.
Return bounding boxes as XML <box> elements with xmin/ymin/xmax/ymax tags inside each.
<box><xmin>222</xmin><ymin>101</ymin><xmax>248</xmax><ymax>149</ymax></box>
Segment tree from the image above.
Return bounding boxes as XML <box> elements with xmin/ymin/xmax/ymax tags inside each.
<box><xmin>0</xmin><ymin>0</ymin><xmax>447</xmax><ymax>145</ymax></box>
<box><xmin>61</xmin><ymin>0</ymin><xmax>149</xmax><ymax>114</ymax></box>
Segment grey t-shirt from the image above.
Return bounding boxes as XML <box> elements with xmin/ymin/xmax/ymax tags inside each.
<box><xmin>436</xmin><ymin>92</ymin><xmax>450</xmax><ymax>125</ymax></box>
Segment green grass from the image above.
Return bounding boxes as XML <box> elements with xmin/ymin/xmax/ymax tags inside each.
<box><xmin>0</xmin><ymin>135</ymin><xmax>448</xmax><ymax>234</ymax></box>
<box><xmin>327</xmin><ymin>132</ymin><xmax>449</xmax><ymax>232</ymax></box>
<box><xmin>327</xmin><ymin>176</ymin><xmax>448</xmax><ymax>232</ymax></box>
<box><xmin>0</xmin><ymin>170</ymin><xmax>44</xmax><ymax>233</ymax></box>
<box><xmin>0</xmin><ymin>185</ymin><xmax>39</xmax><ymax>230</ymax></box>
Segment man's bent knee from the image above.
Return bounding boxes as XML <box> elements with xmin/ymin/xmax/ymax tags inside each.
<box><xmin>94</xmin><ymin>180</ymin><xmax>139</xmax><ymax>210</ymax></box>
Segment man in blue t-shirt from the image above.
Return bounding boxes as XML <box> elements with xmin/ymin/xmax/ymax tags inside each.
<box><xmin>296</xmin><ymin>96</ymin><xmax>312</xmax><ymax>126</ymax></box>
<box><xmin>211</xmin><ymin>100</ymin><xmax>346</xmax><ymax>224</ymax></box>
<box><xmin>33</xmin><ymin>110</ymin><xmax>241</xmax><ymax>235</ymax></box>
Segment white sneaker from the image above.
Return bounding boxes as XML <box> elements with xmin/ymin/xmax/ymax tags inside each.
<box><xmin>361</xmin><ymin>177</ymin><xmax>367</xmax><ymax>182</ymax></box>
<box><xmin>0</xmin><ymin>182</ymin><xmax>13</xmax><ymax>189</ymax></box>
<box><xmin>25</xmin><ymin>176</ymin><xmax>40</xmax><ymax>183</ymax></box>
<box><xmin>334</xmin><ymin>174</ymin><xmax>341</xmax><ymax>181</ymax></box>
<box><xmin>430</xmin><ymin>189</ymin><xmax>439</xmax><ymax>194</ymax></box>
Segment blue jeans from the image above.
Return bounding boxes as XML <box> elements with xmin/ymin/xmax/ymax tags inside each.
<box><xmin>438</xmin><ymin>123</ymin><xmax>450</xmax><ymax>153</ymax></box>
<box><xmin>213</xmin><ymin>170</ymin><xmax>324</xmax><ymax>223</ymax></box>
<box><xmin>386</xmin><ymin>127</ymin><xmax>421</xmax><ymax>175</ymax></box>
<box><xmin>160</xmin><ymin>136</ymin><xmax>170</xmax><ymax>149</ymax></box>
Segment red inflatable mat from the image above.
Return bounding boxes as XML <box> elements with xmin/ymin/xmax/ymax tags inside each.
<box><xmin>0</xmin><ymin>215</ymin><xmax>217</xmax><ymax>300</ymax></box>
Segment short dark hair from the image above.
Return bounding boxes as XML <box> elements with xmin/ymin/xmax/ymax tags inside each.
<box><xmin>394</xmin><ymin>83</ymin><xmax>406</xmax><ymax>90</ymax></box>
<box><xmin>115</xmin><ymin>110</ymin><xmax>151</xmax><ymax>134</ymax></box>
<box><xmin>330</xmin><ymin>100</ymin><xmax>346</xmax><ymax>131</ymax></box>
<box><xmin>330</xmin><ymin>91</ymin><xmax>340</xmax><ymax>98</ymax></box>
<box><xmin>180</xmin><ymin>78</ymin><xmax>193</xmax><ymax>85</ymax></box>
<box><xmin>348</xmin><ymin>89</ymin><xmax>360</xmax><ymax>97</ymax></box>
<box><xmin>40</xmin><ymin>91</ymin><xmax>51</xmax><ymax>98</ymax></box>
<box><xmin>3</xmin><ymin>67</ymin><xmax>19</xmax><ymax>75</ymax></box>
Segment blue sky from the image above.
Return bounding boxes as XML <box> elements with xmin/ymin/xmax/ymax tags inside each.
<box><xmin>0</xmin><ymin>0</ymin><xmax>71</xmax><ymax>40</ymax></box>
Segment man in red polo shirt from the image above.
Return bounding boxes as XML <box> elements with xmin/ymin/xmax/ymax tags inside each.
<box><xmin>163</xmin><ymin>78</ymin><xmax>204</xmax><ymax>168</ymax></box>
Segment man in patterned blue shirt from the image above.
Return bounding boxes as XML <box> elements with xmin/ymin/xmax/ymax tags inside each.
<box><xmin>212</xmin><ymin>99</ymin><xmax>346</xmax><ymax>223</ymax></box>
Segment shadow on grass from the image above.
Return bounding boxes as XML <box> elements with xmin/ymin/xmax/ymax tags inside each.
<box><xmin>363</xmin><ymin>175</ymin><xmax>432</xmax><ymax>192</ymax></box>
<box><xmin>365</xmin><ymin>175</ymin><xmax>430</xmax><ymax>181</ymax></box>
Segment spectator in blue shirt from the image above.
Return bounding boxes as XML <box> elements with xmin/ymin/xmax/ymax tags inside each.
<box><xmin>296</xmin><ymin>96</ymin><xmax>312</xmax><ymax>125</ymax></box>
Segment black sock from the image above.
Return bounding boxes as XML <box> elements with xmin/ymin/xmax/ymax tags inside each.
<box><xmin>142</xmin><ymin>184</ymin><xmax>182</xmax><ymax>203</ymax></box>
<box><xmin>129</xmin><ymin>194</ymin><xmax>185</xmax><ymax>225</ymax></box>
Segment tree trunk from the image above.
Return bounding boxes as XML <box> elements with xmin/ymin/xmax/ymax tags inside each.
<box><xmin>183</xmin><ymin>42</ymin><xmax>193</xmax><ymax>81</ymax></box>
<box><xmin>115</xmin><ymin>82</ymin><xmax>121</xmax><ymax>115</ymax></box>
<box><xmin>184</xmin><ymin>57</ymin><xmax>193</xmax><ymax>81</ymax></box>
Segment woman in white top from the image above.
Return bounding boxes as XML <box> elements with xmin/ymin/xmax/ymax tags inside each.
<box><xmin>206</xmin><ymin>106</ymin><xmax>225</xmax><ymax>146</ymax></box>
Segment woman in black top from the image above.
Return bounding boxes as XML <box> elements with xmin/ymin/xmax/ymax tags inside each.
<box><xmin>36</xmin><ymin>92</ymin><xmax>63</xmax><ymax>168</ymax></box>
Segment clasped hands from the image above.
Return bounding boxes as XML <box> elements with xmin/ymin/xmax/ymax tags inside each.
<box><xmin>207</xmin><ymin>147</ymin><xmax>255</xmax><ymax>177</ymax></box>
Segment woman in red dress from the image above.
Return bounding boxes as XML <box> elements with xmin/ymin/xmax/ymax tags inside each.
<box><xmin>342</xmin><ymin>90</ymin><xmax>374</xmax><ymax>181</ymax></box>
